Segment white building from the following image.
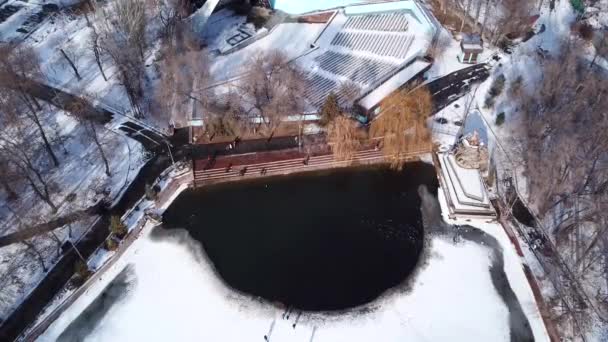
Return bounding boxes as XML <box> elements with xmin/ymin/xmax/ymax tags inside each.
<box><xmin>293</xmin><ymin>1</ymin><xmax>440</xmax><ymax>118</ymax></box>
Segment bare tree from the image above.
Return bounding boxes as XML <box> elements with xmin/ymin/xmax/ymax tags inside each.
<box><xmin>370</xmin><ymin>87</ymin><xmax>433</xmax><ymax>169</ymax></box>
<box><xmin>0</xmin><ymin>44</ymin><xmax>60</xmax><ymax>166</ymax></box>
<box><xmin>473</xmin><ymin>0</ymin><xmax>483</xmax><ymax>25</ymax></box>
<box><xmin>590</xmin><ymin>31</ymin><xmax>608</xmax><ymax>69</ymax></box>
<box><xmin>491</xmin><ymin>0</ymin><xmax>533</xmax><ymax>43</ymax></box>
<box><xmin>234</xmin><ymin>50</ymin><xmax>306</xmax><ymax>136</ymax></box>
<box><xmin>480</xmin><ymin>0</ymin><xmax>492</xmax><ymax>35</ymax></box>
<box><xmin>208</xmin><ymin>89</ymin><xmax>253</xmax><ymax>139</ymax></box>
<box><xmin>96</xmin><ymin>0</ymin><xmax>147</xmax><ymax>117</ymax></box>
<box><xmin>512</xmin><ymin>37</ymin><xmax>608</xmax><ymax>277</ymax></box>
<box><xmin>88</xmin><ymin>30</ymin><xmax>108</xmax><ymax>81</ymax></box>
<box><xmin>0</xmin><ymin>154</ymin><xmax>18</xmax><ymax>200</ymax></box>
<box><xmin>60</xmin><ymin>48</ymin><xmax>82</xmax><ymax>81</ymax></box>
<box><xmin>66</xmin><ymin>97</ymin><xmax>111</xmax><ymax>176</ymax></box>
<box><xmin>337</xmin><ymin>81</ymin><xmax>362</xmax><ymax>112</ymax></box>
<box><xmin>112</xmin><ymin>0</ymin><xmax>147</xmax><ymax>59</ymax></box>
<box><xmin>154</xmin><ymin>39</ymin><xmax>214</xmax><ymax>127</ymax></box>
<box><xmin>0</xmin><ymin>132</ymin><xmax>57</xmax><ymax>212</ymax></box>
<box><xmin>154</xmin><ymin>0</ymin><xmax>190</xmax><ymax>38</ymax></box>
<box><xmin>460</xmin><ymin>0</ymin><xmax>473</xmax><ymax>33</ymax></box>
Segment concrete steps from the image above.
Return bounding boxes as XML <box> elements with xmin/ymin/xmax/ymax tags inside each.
<box><xmin>194</xmin><ymin>150</ymin><xmax>386</xmax><ymax>186</ymax></box>
<box><xmin>437</xmin><ymin>152</ymin><xmax>495</xmax><ymax>218</ymax></box>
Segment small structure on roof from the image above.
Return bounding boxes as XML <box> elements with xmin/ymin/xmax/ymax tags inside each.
<box><xmin>458</xmin><ymin>33</ymin><xmax>483</xmax><ymax>64</ymax></box>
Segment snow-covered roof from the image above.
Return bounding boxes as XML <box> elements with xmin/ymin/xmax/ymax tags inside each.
<box><xmin>358</xmin><ymin>58</ymin><xmax>431</xmax><ymax>110</ymax></box>
<box><xmin>205</xmin><ymin>1</ymin><xmax>439</xmax><ymax>112</ymax></box>
<box><xmin>271</xmin><ymin>0</ymin><xmax>379</xmax><ymax>15</ymax></box>
<box><xmin>208</xmin><ymin>22</ymin><xmax>326</xmax><ymax>80</ymax></box>
<box><xmin>461</xmin><ymin>33</ymin><xmax>483</xmax><ymax>52</ymax></box>
<box><xmin>294</xmin><ymin>0</ymin><xmax>439</xmax><ymax>110</ymax></box>
<box><xmin>462</xmin><ymin>43</ymin><xmax>483</xmax><ymax>51</ymax></box>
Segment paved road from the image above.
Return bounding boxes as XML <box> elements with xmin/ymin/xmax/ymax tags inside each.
<box><xmin>425</xmin><ymin>63</ymin><xmax>492</xmax><ymax>112</ymax></box>
<box><xmin>23</xmin><ymin>80</ymin><xmax>113</xmax><ymax>124</ymax></box>
<box><xmin>23</xmin><ymin>80</ymin><xmax>169</xmax><ymax>149</ymax></box>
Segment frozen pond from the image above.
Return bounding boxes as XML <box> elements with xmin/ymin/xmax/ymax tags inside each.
<box><xmin>38</xmin><ymin>166</ymin><xmax>549</xmax><ymax>342</ymax></box>
<box><xmin>163</xmin><ymin>164</ymin><xmax>437</xmax><ymax>311</ymax></box>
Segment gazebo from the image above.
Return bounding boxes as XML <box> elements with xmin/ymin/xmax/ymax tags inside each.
<box><xmin>458</xmin><ymin>33</ymin><xmax>483</xmax><ymax>64</ymax></box>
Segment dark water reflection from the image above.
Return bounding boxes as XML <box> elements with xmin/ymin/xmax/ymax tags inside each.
<box><xmin>163</xmin><ymin>163</ymin><xmax>439</xmax><ymax>311</ymax></box>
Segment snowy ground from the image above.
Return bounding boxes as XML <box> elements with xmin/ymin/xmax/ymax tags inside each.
<box><xmin>0</xmin><ymin>104</ymin><xmax>146</xmax><ymax>319</ymax></box>
<box><xmin>424</xmin><ymin>26</ymin><xmax>496</xmax><ymax>81</ymax></box>
<box><xmin>0</xmin><ymin>0</ymin><xmax>159</xmax><ymax>321</ymax></box>
<box><xmin>36</xmin><ymin>185</ymin><xmax>549</xmax><ymax>342</ymax></box>
<box><xmin>205</xmin><ymin>9</ymin><xmax>325</xmax><ymax>81</ymax></box>
<box><xmin>431</xmin><ymin>1</ymin><xmax>608</xmax><ymax>340</ymax></box>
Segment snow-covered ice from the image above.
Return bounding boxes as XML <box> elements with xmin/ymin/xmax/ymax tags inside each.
<box><xmin>37</xmin><ymin>188</ymin><xmax>550</xmax><ymax>342</ymax></box>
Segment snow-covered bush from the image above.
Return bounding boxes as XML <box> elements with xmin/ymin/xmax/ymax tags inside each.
<box><xmin>109</xmin><ymin>216</ymin><xmax>127</xmax><ymax>238</ymax></box>
<box><xmin>495</xmin><ymin>112</ymin><xmax>505</xmax><ymax>126</ymax></box>
<box><xmin>484</xmin><ymin>74</ymin><xmax>506</xmax><ymax>108</ymax></box>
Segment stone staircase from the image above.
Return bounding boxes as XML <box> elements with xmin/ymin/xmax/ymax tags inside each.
<box><xmin>194</xmin><ymin>149</ymin><xmax>389</xmax><ymax>186</ymax></box>
<box><xmin>437</xmin><ymin>152</ymin><xmax>495</xmax><ymax>218</ymax></box>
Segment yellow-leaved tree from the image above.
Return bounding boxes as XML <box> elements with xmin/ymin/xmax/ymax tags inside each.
<box><xmin>327</xmin><ymin>116</ymin><xmax>364</xmax><ymax>163</ymax></box>
<box><xmin>370</xmin><ymin>87</ymin><xmax>432</xmax><ymax>169</ymax></box>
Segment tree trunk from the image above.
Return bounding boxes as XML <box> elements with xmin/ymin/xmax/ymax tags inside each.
<box><xmin>460</xmin><ymin>0</ymin><xmax>473</xmax><ymax>33</ymax></box>
<box><xmin>126</xmin><ymin>87</ymin><xmax>143</xmax><ymax>118</ymax></box>
<box><xmin>480</xmin><ymin>0</ymin><xmax>491</xmax><ymax>36</ymax></box>
<box><xmin>60</xmin><ymin>48</ymin><xmax>82</xmax><ymax>81</ymax></box>
<box><xmin>590</xmin><ymin>35</ymin><xmax>608</xmax><ymax>70</ymax></box>
<box><xmin>93</xmin><ymin>45</ymin><xmax>108</xmax><ymax>81</ymax></box>
<box><xmin>577</xmin><ymin>224</ymin><xmax>607</xmax><ymax>269</ymax></box>
<box><xmin>22</xmin><ymin>241</ymin><xmax>48</xmax><ymax>272</ymax></box>
<box><xmin>29</xmin><ymin>94</ymin><xmax>42</xmax><ymax>111</ymax></box>
<box><xmin>574</xmin><ymin>197</ymin><xmax>581</xmax><ymax>270</ymax></box>
<box><xmin>84</xmin><ymin>12</ymin><xmax>91</xmax><ymax>26</ymax></box>
<box><xmin>88</xmin><ymin>122</ymin><xmax>111</xmax><ymax>176</ymax></box>
<box><xmin>1</xmin><ymin>177</ymin><xmax>18</xmax><ymax>200</ymax></box>
<box><xmin>30</xmin><ymin>106</ymin><xmax>60</xmax><ymax>167</ymax></box>
<box><xmin>474</xmin><ymin>0</ymin><xmax>483</xmax><ymax>27</ymax></box>
<box><xmin>20</xmin><ymin>157</ymin><xmax>58</xmax><ymax>212</ymax></box>
<box><xmin>18</xmin><ymin>92</ymin><xmax>60</xmax><ymax>167</ymax></box>
<box><xmin>27</xmin><ymin>173</ymin><xmax>57</xmax><ymax>212</ymax></box>
<box><xmin>49</xmin><ymin>231</ymin><xmax>63</xmax><ymax>257</ymax></box>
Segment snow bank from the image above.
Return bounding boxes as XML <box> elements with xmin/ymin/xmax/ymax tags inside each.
<box><xmin>39</xmin><ymin>219</ymin><xmax>530</xmax><ymax>342</ymax></box>
<box><xmin>437</xmin><ymin>189</ymin><xmax>550</xmax><ymax>342</ymax></box>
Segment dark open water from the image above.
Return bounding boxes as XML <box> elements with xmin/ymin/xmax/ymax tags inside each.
<box><xmin>163</xmin><ymin>163</ymin><xmax>438</xmax><ymax>311</ymax></box>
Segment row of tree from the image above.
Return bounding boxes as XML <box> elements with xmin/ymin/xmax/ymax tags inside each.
<box><xmin>0</xmin><ymin>44</ymin><xmax>113</xmax><ymax>212</ymax></box>
<box><xmin>505</xmin><ymin>36</ymin><xmax>608</xmax><ymax>328</ymax></box>
<box><xmin>436</xmin><ymin>0</ymin><xmax>536</xmax><ymax>42</ymax></box>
